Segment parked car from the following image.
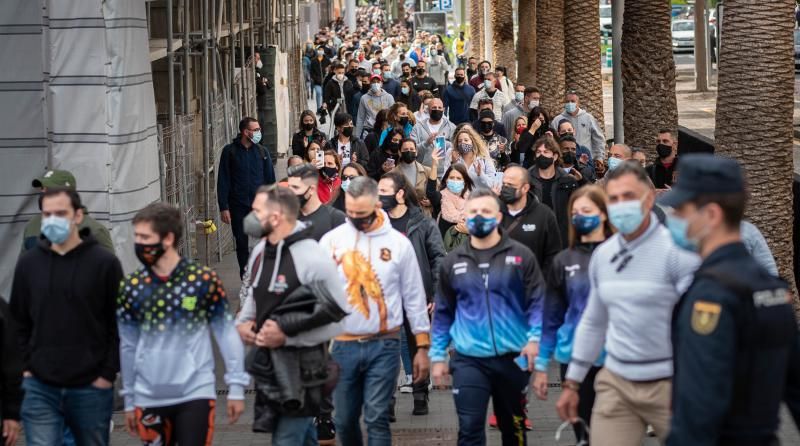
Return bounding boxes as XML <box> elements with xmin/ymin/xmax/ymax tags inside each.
<box><xmin>599</xmin><ymin>4</ymin><xmax>612</xmax><ymax>37</ymax></box>
<box><xmin>671</xmin><ymin>19</ymin><xmax>695</xmax><ymax>53</ymax></box>
<box><xmin>794</xmin><ymin>29</ymin><xmax>800</xmax><ymax>70</ymax></box>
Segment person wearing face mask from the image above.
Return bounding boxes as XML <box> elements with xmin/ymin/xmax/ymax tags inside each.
<box><xmin>499</xmin><ymin>165</ymin><xmax>562</xmax><ymax>271</ymax></box>
<box><xmin>218</xmin><ymin>117</ymin><xmax>277</xmax><ymax>277</ymax></box>
<box><xmin>528</xmin><ymin>135</ymin><xmax>579</xmax><ymax>248</ymax></box>
<box><xmin>235</xmin><ymin>186</ymin><xmax>347</xmax><ymax>445</ymax></box>
<box><xmin>309</xmin><ymin>46</ymin><xmax>331</xmax><ymax>109</ymax></box>
<box><xmin>602</xmin><ymin>143</ymin><xmax>633</xmax><ymax>178</ymax></box>
<box><xmin>292</xmin><ymin>110</ymin><xmax>326</xmax><ymax>158</ymax></box>
<box><xmin>323</xmin><ymin>63</ymin><xmax>355</xmax><ymax>117</ymax></box>
<box><xmin>116</xmin><ymin>203</ymin><xmax>249</xmax><ymax>445</ymax></box>
<box><xmin>414</xmin><ymin>92</ymin><xmax>434</xmax><ymax>121</ymax></box>
<box><xmin>533</xmin><ymin>186</ymin><xmax>614</xmax><ymax>445</ymax></box>
<box><xmin>494</xmin><ymin>67</ymin><xmax>515</xmax><ymax>107</ymax></box>
<box><xmin>443</xmin><ymin>67</ymin><xmax>476</xmax><ymax>125</ymax></box>
<box><xmin>380</xmin><ymin>63</ymin><xmax>401</xmax><ymax>98</ymax></box>
<box><xmin>350</xmin><ymin>69</ymin><xmax>372</xmax><ymax>120</ymax></box>
<box><xmin>426</xmin><ymin>49</ymin><xmax>450</xmax><ymax>96</ymax></box>
<box><xmin>319</xmin><ymin>176</ymin><xmax>431</xmax><ymax>446</ymax></box>
<box><xmin>503</xmin><ymin>87</ymin><xmax>541</xmax><ymax>140</ymax></box>
<box><xmin>410</xmin><ymin>98</ymin><xmax>456</xmax><ymax>171</ymax></box>
<box><xmin>430</xmin><ymin>188</ymin><xmax>546</xmax><ymax>446</ymax></box>
<box><xmin>379</xmin><ymin>172</ymin><xmax>445</xmax><ymax>418</ymax></box>
<box><xmin>368</xmin><ymin>128</ymin><xmax>404</xmax><ymax>181</ymax></box>
<box><xmin>659</xmin><ymin>154</ymin><xmax>800</xmax><ymax>446</ymax></box>
<box><xmin>468</xmin><ymin>60</ymin><xmax>501</xmax><ymax>91</ymax></box>
<box><xmin>355</xmin><ymin>74</ymin><xmax>395</xmax><ymax>140</ymax></box>
<box><xmin>392</xmin><ymin>139</ymin><xmax>432</xmax><ymax>216</ymax></box>
<box><xmin>556</xmin><ymin>161</ymin><xmax>700</xmax><ymax>446</ymax></box>
<box><xmin>410</xmin><ymin>61</ymin><xmax>439</xmax><ymax>98</ymax></box>
<box><xmin>560</xmin><ymin>135</ymin><xmax>596</xmax><ymax>182</ymax></box>
<box><xmin>470</xmin><ymin>98</ymin><xmax>508</xmax><ymax>137</ymax></box>
<box><xmin>379</xmin><ymin>103</ymin><xmax>414</xmax><ymax>147</ymax></box>
<box><xmin>332</xmin><ymin>162</ymin><xmax>368</xmax><ymax>212</ymax></box>
<box><xmin>427</xmin><ymin>153</ymin><xmax>474</xmax><ymax>235</ymax></box>
<box><xmin>646</xmin><ymin>129</ymin><xmax>679</xmax><ymax>190</ymax></box>
<box><xmin>317</xmin><ymin>150</ymin><xmax>342</xmax><ymax>205</ymax></box>
<box><xmin>550</xmin><ymin>91</ymin><xmax>606</xmax><ymax>160</ymax></box>
<box><xmin>10</xmin><ymin>187</ymin><xmax>123</xmax><ymax>446</ymax></box>
<box><xmin>330</xmin><ymin>112</ymin><xmax>370</xmax><ymax>166</ymax></box>
<box><xmin>443</xmin><ymin>125</ymin><xmax>497</xmax><ymax>189</ymax></box>
<box><xmin>468</xmin><ymin>72</ymin><xmax>507</xmax><ymax>121</ymax></box>
<box><xmin>507</xmin><ymin>116</ymin><xmax>529</xmax><ymax>166</ymax></box>
<box><xmin>287</xmin><ymin>163</ymin><xmax>346</xmax><ymax>242</ymax></box>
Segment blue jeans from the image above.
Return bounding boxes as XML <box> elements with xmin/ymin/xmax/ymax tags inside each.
<box><xmin>400</xmin><ymin>329</ymin><xmax>413</xmax><ymax>376</ymax></box>
<box><xmin>313</xmin><ymin>84</ymin><xmax>323</xmax><ymax>109</ymax></box>
<box><xmin>21</xmin><ymin>376</ymin><xmax>113</xmax><ymax>446</ymax></box>
<box><xmin>332</xmin><ymin>338</ymin><xmax>400</xmax><ymax>446</ymax></box>
<box><xmin>272</xmin><ymin>415</ymin><xmax>317</xmax><ymax>446</ymax></box>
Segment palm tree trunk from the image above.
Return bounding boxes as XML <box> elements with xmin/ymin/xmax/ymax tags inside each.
<box><xmin>490</xmin><ymin>0</ymin><xmax>516</xmax><ymax>79</ymax></box>
<box><xmin>621</xmin><ymin>0</ymin><xmax>677</xmax><ymax>155</ymax></box>
<box><xmin>715</xmin><ymin>0</ymin><xmax>798</xmax><ymax>304</ymax></box>
<box><xmin>516</xmin><ymin>0</ymin><xmax>536</xmax><ymax>87</ymax></box>
<box><xmin>564</xmin><ymin>0</ymin><xmax>604</xmax><ymax>126</ymax></box>
<box><xmin>536</xmin><ymin>0</ymin><xmax>565</xmax><ymax>118</ymax></box>
<box><xmin>470</xmin><ymin>0</ymin><xmax>484</xmax><ymax>59</ymax></box>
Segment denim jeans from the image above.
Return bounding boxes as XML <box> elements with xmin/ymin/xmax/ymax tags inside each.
<box><xmin>400</xmin><ymin>329</ymin><xmax>413</xmax><ymax>376</ymax></box>
<box><xmin>272</xmin><ymin>415</ymin><xmax>317</xmax><ymax>446</ymax></box>
<box><xmin>313</xmin><ymin>84</ymin><xmax>323</xmax><ymax>109</ymax></box>
<box><xmin>332</xmin><ymin>338</ymin><xmax>400</xmax><ymax>446</ymax></box>
<box><xmin>21</xmin><ymin>376</ymin><xmax>113</xmax><ymax>446</ymax></box>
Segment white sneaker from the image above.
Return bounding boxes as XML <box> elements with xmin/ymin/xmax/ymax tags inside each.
<box><xmin>399</xmin><ymin>374</ymin><xmax>413</xmax><ymax>393</ymax></box>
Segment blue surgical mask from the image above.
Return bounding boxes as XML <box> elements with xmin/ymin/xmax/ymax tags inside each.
<box><xmin>666</xmin><ymin>215</ymin><xmax>699</xmax><ymax>252</ymax></box>
<box><xmin>565</xmin><ymin>102</ymin><xmax>577</xmax><ymax>114</ymax></box>
<box><xmin>383</xmin><ymin>71</ymin><xmax>393</xmax><ymax>80</ymax></box>
<box><xmin>607</xmin><ymin>156</ymin><xmax>622</xmax><ymax>171</ymax></box>
<box><xmin>341</xmin><ymin>178</ymin><xmax>351</xmax><ymax>192</ymax></box>
<box><xmin>572</xmin><ymin>214</ymin><xmax>602</xmax><ymax>235</ymax></box>
<box><xmin>607</xmin><ymin>199</ymin><xmax>645</xmax><ymax>235</ymax></box>
<box><xmin>467</xmin><ymin>215</ymin><xmax>498</xmax><ymax>238</ymax></box>
<box><xmin>446</xmin><ymin>179</ymin><xmax>465</xmax><ymax>194</ymax></box>
<box><xmin>484</xmin><ymin>80</ymin><xmax>493</xmax><ymax>90</ymax></box>
<box><xmin>370</xmin><ymin>83</ymin><xmax>382</xmax><ymax>93</ymax></box>
<box><xmin>41</xmin><ymin>215</ymin><xmax>72</xmax><ymax>244</ymax></box>
<box><xmin>250</xmin><ymin>130</ymin><xmax>262</xmax><ymax>144</ymax></box>
<box><xmin>514</xmin><ymin>92</ymin><xmax>524</xmax><ymax>103</ymax></box>
<box><xmin>401</xmin><ymin>86</ymin><xmax>410</xmax><ymax>95</ymax></box>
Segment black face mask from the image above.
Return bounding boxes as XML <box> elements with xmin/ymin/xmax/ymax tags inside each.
<box><xmin>429</xmin><ymin>110</ymin><xmax>444</xmax><ymax>121</ymax></box>
<box><xmin>500</xmin><ymin>185</ymin><xmax>520</xmax><ymax>204</ymax></box>
<box><xmin>562</xmin><ymin>151</ymin><xmax>577</xmax><ymax>166</ymax></box>
<box><xmin>398</xmin><ymin>116</ymin><xmax>410</xmax><ymax>127</ymax></box>
<box><xmin>656</xmin><ymin>144</ymin><xmax>673</xmax><ymax>158</ymax></box>
<box><xmin>454</xmin><ymin>76</ymin><xmax>465</xmax><ymax>84</ymax></box>
<box><xmin>416</xmin><ymin>68</ymin><xmax>425</xmax><ymax>76</ymax></box>
<box><xmin>350</xmin><ymin>211</ymin><xmax>377</xmax><ymax>231</ymax></box>
<box><xmin>303</xmin><ymin>122</ymin><xmax>315</xmax><ymax>132</ymax></box>
<box><xmin>361</xmin><ymin>83</ymin><xmax>370</xmax><ymax>93</ymax></box>
<box><xmin>536</xmin><ymin>155</ymin><xmax>555</xmax><ymax>169</ymax></box>
<box><xmin>401</xmin><ymin>151</ymin><xmax>416</xmax><ymax>164</ymax></box>
<box><xmin>480</xmin><ymin>121</ymin><xmax>494</xmax><ymax>133</ymax></box>
<box><xmin>342</xmin><ymin>126</ymin><xmax>354</xmax><ymax>137</ymax></box>
<box><xmin>379</xmin><ymin>194</ymin><xmax>399</xmax><ymax>210</ymax></box>
<box><xmin>296</xmin><ymin>187</ymin><xmax>311</xmax><ymax>208</ymax></box>
<box><xmin>321</xmin><ymin>166</ymin><xmax>338</xmax><ymax>179</ymax></box>
<box><xmin>135</xmin><ymin>242</ymin><xmax>166</xmax><ymax>267</ymax></box>
<box><xmin>386</xmin><ymin>142</ymin><xmax>400</xmax><ymax>154</ymax></box>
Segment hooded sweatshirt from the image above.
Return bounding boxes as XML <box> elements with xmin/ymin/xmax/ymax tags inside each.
<box><xmin>117</xmin><ymin>258</ymin><xmax>250</xmax><ymax>411</ymax></box>
<box><xmin>10</xmin><ymin>230</ymin><xmax>122</xmax><ymax>387</ymax></box>
<box><xmin>319</xmin><ymin>210</ymin><xmax>431</xmax><ymax>345</ymax></box>
<box><xmin>550</xmin><ymin>108</ymin><xmax>606</xmax><ymax>160</ymax></box>
<box><xmin>501</xmin><ymin>191</ymin><xmax>563</xmax><ymax>272</ymax></box>
<box><xmin>355</xmin><ymin>89</ymin><xmax>395</xmax><ymax>138</ymax></box>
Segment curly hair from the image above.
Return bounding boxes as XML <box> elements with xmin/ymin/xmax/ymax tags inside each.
<box><xmin>452</xmin><ymin>124</ymin><xmax>490</xmax><ymax>160</ymax></box>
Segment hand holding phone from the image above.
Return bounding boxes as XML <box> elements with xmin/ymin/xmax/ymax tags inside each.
<box><xmin>513</xmin><ymin>355</ymin><xmax>528</xmax><ymax>371</ymax></box>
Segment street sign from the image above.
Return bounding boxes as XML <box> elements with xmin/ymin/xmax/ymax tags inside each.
<box><xmin>413</xmin><ymin>12</ymin><xmax>447</xmax><ymax>35</ymax></box>
<box><xmin>440</xmin><ymin>0</ymin><xmax>453</xmax><ymax>11</ymax></box>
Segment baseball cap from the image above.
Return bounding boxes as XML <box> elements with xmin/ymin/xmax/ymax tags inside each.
<box><xmin>658</xmin><ymin>154</ymin><xmax>744</xmax><ymax>208</ymax></box>
<box><xmin>370</xmin><ymin>74</ymin><xmax>383</xmax><ymax>82</ymax></box>
<box><xmin>32</xmin><ymin>170</ymin><xmax>77</xmax><ymax>190</ymax></box>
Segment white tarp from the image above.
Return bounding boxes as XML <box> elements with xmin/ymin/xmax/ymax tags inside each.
<box><xmin>274</xmin><ymin>49</ymin><xmax>291</xmax><ymax>154</ymax></box>
<box><xmin>0</xmin><ymin>0</ymin><xmax>160</xmax><ymax>297</ymax></box>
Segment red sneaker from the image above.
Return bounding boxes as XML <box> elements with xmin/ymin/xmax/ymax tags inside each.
<box><xmin>488</xmin><ymin>414</ymin><xmax>498</xmax><ymax>428</ymax></box>
<box><xmin>524</xmin><ymin>418</ymin><xmax>532</xmax><ymax>431</ymax></box>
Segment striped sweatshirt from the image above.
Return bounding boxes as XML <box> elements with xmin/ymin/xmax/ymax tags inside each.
<box><xmin>565</xmin><ymin>216</ymin><xmax>700</xmax><ymax>383</ymax></box>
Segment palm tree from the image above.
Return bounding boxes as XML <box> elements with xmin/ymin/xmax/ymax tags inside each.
<box><xmin>536</xmin><ymin>0</ymin><xmax>565</xmax><ymax>118</ymax></box>
<box><xmin>564</xmin><ymin>0</ymin><xmax>603</xmax><ymax>126</ymax></box>
<box><xmin>490</xmin><ymin>0</ymin><xmax>516</xmax><ymax>79</ymax></box>
<box><xmin>714</xmin><ymin>0</ymin><xmax>798</xmax><ymax>302</ymax></box>
<box><xmin>470</xmin><ymin>0</ymin><xmax>484</xmax><ymax>59</ymax></box>
<box><xmin>621</xmin><ymin>0</ymin><xmax>677</xmax><ymax>154</ymax></box>
<box><xmin>516</xmin><ymin>0</ymin><xmax>537</xmax><ymax>87</ymax></box>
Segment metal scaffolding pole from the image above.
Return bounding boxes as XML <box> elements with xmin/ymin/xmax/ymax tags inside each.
<box><xmin>167</xmin><ymin>0</ymin><xmax>176</xmax><ymax>127</ymax></box>
<box><xmin>202</xmin><ymin>0</ymin><xmax>212</xmax><ymax>264</ymax></box>
<box><xmin>239</xmin><ymin>0</ymin><xmax>247</xmax><ymax>116</ymax></box>
<box><xmin>612</xmin><ymin>0</ymin><xmax>624</xmax><ymax>144</ymax></box>
<box><xmin>183</xmin><ymin>0</ymin><xmax>190</xmax><ymax>114</ymax></box>
<box><xmin>261</xmin><ymin>0</ymin><xmax>267</xmax><ymax>46</ymax></box>
<box><xmin>249</xmin><ymin>0</ymin><xmax>257</xmax><ymax>115</ymax></box>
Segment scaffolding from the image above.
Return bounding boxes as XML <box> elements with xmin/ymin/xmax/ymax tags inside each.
<box><xmin>146</xmin><ymin>0</ymin><xmax>307</xmax><ymax>264</ymax></box>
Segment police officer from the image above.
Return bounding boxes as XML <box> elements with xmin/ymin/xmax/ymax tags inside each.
<box><xmin>660</xmin><ymin>154</ymin><xmax>800</xmax><ymax>446</ymax></box>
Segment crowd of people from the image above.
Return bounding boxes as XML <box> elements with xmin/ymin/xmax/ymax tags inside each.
<box><xmin>2</xmin><ymin>4</ymin><xmax>800</xmax><ymax>446</ymax></box>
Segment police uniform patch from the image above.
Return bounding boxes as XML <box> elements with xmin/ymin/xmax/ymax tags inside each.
<box><xmin>691</xmin><ymin>301</ymin><xmax>721</xmax><ymax>335</ymax></box>
<box><xmin>380</xmin><ymin>248</ymin><xmax>392</xmax><ymax>262</ymax></box>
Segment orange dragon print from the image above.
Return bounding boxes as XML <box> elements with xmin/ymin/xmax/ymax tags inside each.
<box><xmin>339</xmin><ymin>249</ymin><xmax>388</xmax><ymax>332</ymax></box>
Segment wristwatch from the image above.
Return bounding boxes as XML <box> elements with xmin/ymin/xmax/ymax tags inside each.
<box><xmin>562</xmin><ymin>380</ymin><xmax>580</xmax><ymax>392</ymax></box>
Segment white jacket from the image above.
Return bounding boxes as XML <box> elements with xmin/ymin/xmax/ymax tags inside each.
<box><xmin>319</xmin><ymin>211</ymin><xmax>431</xmax><ymax>340</ymax></box>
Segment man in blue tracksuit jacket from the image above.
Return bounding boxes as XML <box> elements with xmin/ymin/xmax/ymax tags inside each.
<box><xmin>430</xmin><ymin>188</ymin><xmax>545</xmax><ymax>446</ymax></box>
<box><xmin>217</xmin><ymin>117</ymin><xmax>276</xmax><ymax>277</ymax></box>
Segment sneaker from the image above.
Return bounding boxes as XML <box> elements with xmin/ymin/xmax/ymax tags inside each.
<box><xmin>399</xmin><ymin>374</ymin><xmax>413</xmax><ymax>393</ymax></box>
<box><xmin>524</xmin><ymin>418</ymin><xmax>532</xmax><ymax>431</ymax></box>
<box><xmin>488</xmin><ymin>414</ymin><xmax>498</xmax><ymax>428</ymax></box>
<box><xmin>646</xmin><ymin>424</ymin><xmax>656</xmax><ymax>437</ymax></box>
<box><xmin>315</xmin><ymin>417</ymin><xmax>336</xmax><ymax>446</ymax></box>
<box><xmin>412</xmin><ymin>396</ymin><xmax>429</xmax><ymax>415</ymax></box>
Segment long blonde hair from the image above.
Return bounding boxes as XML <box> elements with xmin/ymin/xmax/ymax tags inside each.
<box><xmin>452</xmin><ymin>124</ymin><xmax>490</xmax><ymax>159</ymax></box>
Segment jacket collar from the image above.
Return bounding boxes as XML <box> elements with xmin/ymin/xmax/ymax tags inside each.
<box><xmin>457</xmin><ymin>232</ymin><xmax>514</xmax><ymax>261</ymax></box>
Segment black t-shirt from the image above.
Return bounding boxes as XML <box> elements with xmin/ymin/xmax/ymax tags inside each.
<box><xmin>253</xmin><ymin>242</ymin><xmax>302</xmax><ymax>326</ymax></box>
<box><xmin>540</xmin><ymin>177</ymin><xmax>555</xmax><ymax>210</ymax></box>
<box><xmin>389</xmin><ymin>209</ymin><xmax>412</xmax><ymax>235</ymax></box>
<box><xmin>299</xmin><ymin>205</ymin><xmax>347</xmax><ymax>241</ymax></box>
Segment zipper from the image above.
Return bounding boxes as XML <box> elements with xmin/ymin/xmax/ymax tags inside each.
<box><xmin>482</xmin><ymin>266</ymin><xmax>500</xmax><ymax>356</ymax></box>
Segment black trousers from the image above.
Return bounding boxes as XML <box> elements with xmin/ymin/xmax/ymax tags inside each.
<box><xmin>229</xmin><ymin>205</ymin><xmax>250</xmax><ymax>278</ymax></box>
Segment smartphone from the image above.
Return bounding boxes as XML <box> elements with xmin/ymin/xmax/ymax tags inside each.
<box><xmin>386</xmin><ymin>158</ymin><xmax>395</xmax><ymax>168</ymax></box>
<box><xmin>514</xmin><ymin>355</ymin><xmax>528</xmax><ymax>371</ymax></box>
<box><xmin>315</xmin><ymin>150</ymin><xmax>324</xmax><ymax>167</ymax></box>
<box><xmin>493</xmin><ymin>171</ymin><xmax>504</xmax><ymax>188</ymax></box>
<box><xmin>435</xmin><ymin>135</ymin><xmax>446</xmax><ymax>152</ymax></box>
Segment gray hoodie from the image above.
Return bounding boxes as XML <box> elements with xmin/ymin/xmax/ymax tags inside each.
<box><xmin>355</xmin><ymin>89</ymin><xmax>395</xmax><ymax>138</ymax></box>
<box><xmin>550</xmin><ymin>108</ymin><xmax>606</xmax><ymax>159</ymax></box>
<box><xmin>409</xmin><ymin>117</ymin><xmax>457</xmax><ymax>171</ymax></box>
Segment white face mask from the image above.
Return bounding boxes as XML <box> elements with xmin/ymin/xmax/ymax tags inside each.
<box><xmin>529</xmin><ymin>99</ymin><xmax>540</xmax><ymax>109</ymax></box>
<box><xmin>256</xmin><ymin>60</ymin><xmax>263</xmax><ymax>69</ymax></box>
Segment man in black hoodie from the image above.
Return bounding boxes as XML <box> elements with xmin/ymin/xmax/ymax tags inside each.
<box><xmin>498</xmin><ymin>165</ymin><xmax>562</xmax><ymax>272</ymax></box>
<box><xmin>0</xmin><ymin>298</ymin><xmax>22</xmax><ymax>446</ymax></box>
<box><xmin>10</xmin><ymin>187</ymin><xmax>122</xmax><ymax>446</ymax></box>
